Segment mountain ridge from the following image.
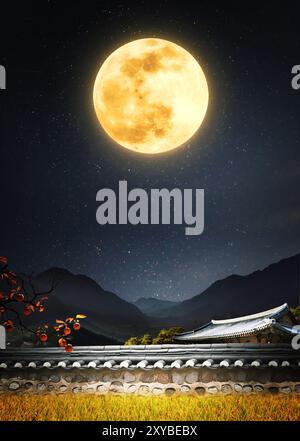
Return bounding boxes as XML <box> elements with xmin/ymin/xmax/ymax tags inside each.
<box><xmin>10</xmin><ymin>253</ymin><xmax>300</xmax><ymax>345</ymax></box>
<box><xmin>32</xmin><ymin>267</ymin><xmax>152</xmax><ymax>342</ymax></box>
<box><xmin>134</xmin><ymin>297</ymin><xmax>179</xmax><ymax>316</ymax></box>
<box><xmin>158</xmin><ymin>253</ymin><xmax>300</xmax><ymax>329</ymax></box>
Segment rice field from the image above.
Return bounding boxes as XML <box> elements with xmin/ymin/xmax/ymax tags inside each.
<box><xmin>0</xmin><ymin>394</ymin><xmax>299</xmax><ymax>421</ymax></box>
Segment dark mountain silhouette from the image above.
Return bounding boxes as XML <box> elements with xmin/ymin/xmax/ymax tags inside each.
<box><xmin>66</xmin><ymin>327</ymin><xmax>120</xmax><ymax>346</ymax></box>
<box><xmin>158</xmin><ymin>254</ymin><xmax>300</xmax><ymax>330</ymax></box>
<box><xmin>11</xmin><ymin>253</ymin><xmax>299</xmax><ymax>346</ymax></box>
<box><xmin>32</xmin><ymin>268</ymin><xmax>151</xmax><ymax>343</ymax></box>
<box><xmin>134</xmin><ymin>297</ymin><xmax>179</xmax><ymax>316</ymax></box>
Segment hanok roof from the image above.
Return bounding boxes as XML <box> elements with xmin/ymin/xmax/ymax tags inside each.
<box><xmin>174</xmin><ymin>303</ymin><xmax>298</xmax><ymax>342</ymax></box>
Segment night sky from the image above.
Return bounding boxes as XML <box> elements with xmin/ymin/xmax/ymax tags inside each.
<box><xmin>1</xmin><ymin>1</ymin><xmax>299</xmax><ymax>301</ymax></box>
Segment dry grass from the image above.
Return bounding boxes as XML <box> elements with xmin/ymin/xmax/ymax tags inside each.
<box><xmin>0</xmin><ymin>394</ymin><xmax>300</xmax><ymax>421</ymax></box>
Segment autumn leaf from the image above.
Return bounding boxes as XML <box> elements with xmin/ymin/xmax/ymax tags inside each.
<box><xmin>23</xmin><ymin>304</ymin><xmax>35</xmax><ymax>316</ymax></box>
<box><xmin>76</xmin><ymin>314</ymin><xmax>87</xmax><ymax>319</ymax></box>
<box><xmin>0</xmin><ymin>256</ymin><xmax>8</xmax><ymax>266</ymax></box>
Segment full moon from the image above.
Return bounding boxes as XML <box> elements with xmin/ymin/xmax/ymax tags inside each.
<box><xmin>93</xmin><ymin>38</ymin><xmax>209</xmax><ymax>154</ymax></box>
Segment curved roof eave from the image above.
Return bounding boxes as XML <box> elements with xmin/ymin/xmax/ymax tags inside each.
<box><xmin>174</xmin><ymin>303</ymin><xmax>290</xmax><ymax>339</ymax></box>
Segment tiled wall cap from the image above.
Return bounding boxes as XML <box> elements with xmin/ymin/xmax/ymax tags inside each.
<box><xmin>185</xmin><ymin>359</ymin><xmax>197</xmax><ymax>367</ymax></box>
<box><xmin>234</xmin><ymin>359</ymin><xmax>245</xmax><ymax>367</ymax></box>
<box><xmin>171</xmin><ymin>360</ymin><xmax>183</xmax><ymax>369</ymax></box>
<box><xmin>120</xmin><ymin>360</ymin><xmax>131</xmax><ymax>368</ymax></box>
<box><xmin>154</xmin><ymin>360</ymin><xmax>166</xmax><ymax>368</ymax></box>
<box><xmin>136</xmin><ymin>360</ymin><xmax>148</xmax><ymax>368</ymax></box>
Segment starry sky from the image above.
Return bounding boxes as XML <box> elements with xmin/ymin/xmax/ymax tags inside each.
<box><xmin>0</xmin><ymin>1</ymin><xmax>299</xmax><ymax>302</ymax></box>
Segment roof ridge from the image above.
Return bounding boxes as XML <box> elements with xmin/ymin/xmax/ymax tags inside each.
<box><xmin>211</xmin><ymin>303</ymin><xmax>288</xmax><ymax>325</ymax></box>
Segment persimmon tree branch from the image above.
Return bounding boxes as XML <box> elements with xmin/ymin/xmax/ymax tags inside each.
<box><xmin>0</xmin><ymin>256</ymin><xmax>87</xmax><ymax>352</ymax></box>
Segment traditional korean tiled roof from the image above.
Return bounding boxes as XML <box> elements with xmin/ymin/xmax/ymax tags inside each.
<box><xmin>211</xmin><ymin>303</ymin><xmax>289</xmax><ymax>324</ymax></box>
<box><xmin>0</xmin><ymin>343</ymin><xmax>299</xmax><ymax>370</ymax></box>
<box><xmin>174</xmin><ymin>303</ymin><xmax>298</xmax><ymax>341</ymax></box>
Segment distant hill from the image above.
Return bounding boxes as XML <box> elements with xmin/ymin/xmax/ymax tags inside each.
<box><xmin>66</xmin><ymin>327</ymin><xmax>120</xmax><ymax>346</ymax></box>
<box><xmin>9</xmin><ymin>253</ymin><xmax>300</xmax><ymax>346</ymax></box>
<box><xmin>30</xmin><ymin>268</ymin><xmax>151</xmax><ymax>344</ymax></box>
<box><xmin>134</xmin><ymin>297</ymin><xmax>179</xmax><ymax>316</ymax></box>
<box><xmin>159</xmin><ymin>254</ymin><xmax>300</xmax><ymax>330</ymax></box>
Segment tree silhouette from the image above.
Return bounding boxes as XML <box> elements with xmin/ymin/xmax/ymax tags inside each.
<box><xmin>0</xmin><ymin>256</ymin><xmax>86</xmax><ymax>352</ymax></box>
<box><xmin>290</xmin><ymin>306</ymin><xmax>300</xmax><ymax>322</ymax></box>
<box><xmin>152</xmin><ymin>327</ymin><xmax>184</xmax><ymax>344</ymax></box>
<box><xmin>124</xmin><ymin>327</ymin><xmax>184</xmax><ymax>345</ymax></box>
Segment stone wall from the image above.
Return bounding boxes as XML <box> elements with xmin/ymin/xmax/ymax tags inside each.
<box><xmin>1</xmin><ymin>366</ymin><xmax>300</xmax><ymax>395</ymax></box>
